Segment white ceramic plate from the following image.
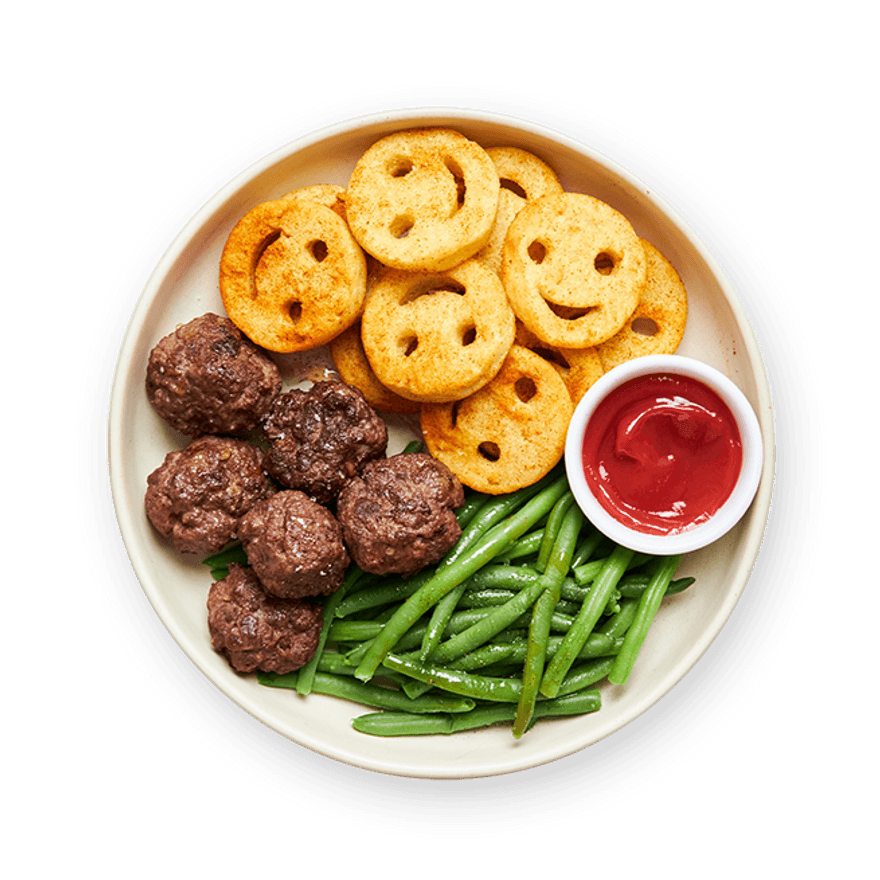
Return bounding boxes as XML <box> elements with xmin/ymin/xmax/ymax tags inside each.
<box><xmin>109</xmin><ymin>108</ymin><xmax>775</xmax><ymax>778</ymax></box>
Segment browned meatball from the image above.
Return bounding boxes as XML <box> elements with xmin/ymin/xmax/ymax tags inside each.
<box><xmin>238</xmin><ymin>490</ymin><xmax>350</xmax><ymax>599</ymax></box>
<box><xmin>145</xmin><ymin>435</ymin><xmax>276</xmax><ymax>555</ymax></box>
<box><xmin>262</xmin><ymin>380</ymin><xmax>387</xmax><ymax>504</ymax></box>
<box><xmin>207</xmin><ymin>564</ymin><xmax>322</xmax><ymax>674</ymax></box>
<box><xmin>146</xmin><ymin>312</ymin><xmax>282</xmax><ymax>436</ymax></box>
<box><xmin>336</xmin><ymin>452</ymin><xmax>465</xmax><ymax>576</ymax></box>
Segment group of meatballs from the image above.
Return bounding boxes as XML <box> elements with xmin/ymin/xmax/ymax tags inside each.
<box><xmin>144</xmin><ymin>312</ymin><xmax>466</xmax><ymax>676</ymax></box>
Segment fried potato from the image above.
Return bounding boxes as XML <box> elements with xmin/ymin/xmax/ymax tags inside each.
<box><xmin>328</xmin><ymin>320</ymin><xmax>421</xmax><ymax>415</ymax></box>
<box><xmin>344</xmin><ymin>128</ymin><xmax>500</xmax><ymax>272</ymax></box>
<box><xmin>501</xmin><ymin>192</ymin><xmax>646</xmax><ymax>349</ymax></box>
<box><xmin>219</xmin><ymin>198</ymin><xmax>367</xmax><ymax>353</ymax></box>
<box><xmin>360</xmin><ymin>258</ymin><xmax>515</xmax><ymax>404</ymax></box>
<box><xmin>420</xmin><ymin>345</ymin><xmax>573</xmax><ymax>494</ymax></box>
<box><xmin>595</xmin><ymin>238</ymin><xmax>688</xmax><ymax>370</ymax></box>
<box><xmin>514</xmin><ymin>321</ymin><xmax>604</xmax><ymax>404</ymax></box>
<box><xmin>280</xmin><ymin>183</ymin><xmax>348</xmax><ymax>220</ymax></box>
<box><xmin>475</xmin><ymin>147</ymin><xmax>564</xmax><ymax>274</ymax></box>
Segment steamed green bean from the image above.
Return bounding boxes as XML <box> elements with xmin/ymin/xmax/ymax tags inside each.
<box><xmin>354</xmin><ymin>473</ymin><xmax>570</xmax><ymax>681</ymax></box>
<box><xmin>248</xmin><ymin>467</ymin><xmax>697</xmax><ymax>740</ymax></box>
<box><xmin>351</xmin><ymin>690</ymin><xmax>602</xmax><ymax>736</ymax></box>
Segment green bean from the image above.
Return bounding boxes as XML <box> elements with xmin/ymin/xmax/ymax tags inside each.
<box><xmin>429</xmin><ymin>578</ymin><xmax>548</xmax><ymax>665</ymax></box>
<box><xmin>419</xmin><ymin>499</ymin><xmax>525</xmax><ymax>641</ymax></box>
<box><xmin>341</xmin><ymin>570</ymin><xmax>384</xmax><ymax>596</ymax></box>
<box><xmin>556</xmin><ymin>657</ymin><xmax>615</xmax><ymax>696</ymax></box>
<box><xmin>296</xmin><ymin>565</ymin><xmax>365</xmax><ymax>695</ymax></box>
<box><xmin>459</xmin><ymin>566</ymin><xmax>580</xmax><ymax>609</ymax></box>
<box><xmin>458</xmin><ymin>587</ymin><xmax>518</xmax><ymax>608</ymax></box>
<box><xmin>331</xmin><ymin>607</ymin><xmax>505</xmax><ymax>649</ymax></box>
<box><xmin>465</xmin><ymin>564</ymin><xmax>542</xmax><ymax>591</ymax></box>
<box><xmin>575</xmin><ymin>632</ymin><xmax>622</xmax><ymax>659</ymax></box>
<box><xmin>321</xmin><ymin>651</ymin><xmax>411</xmax><ymax>692</ymax></box>
<box><xmin>560</xmin><ymin>573</ymin><xmax>695</xmax><ymax>604</ymax></box>
<box><xmin>570</xmin><ymin>528</ymin><xmax>604</xmax><ymax>568</ymax></box>
<box><xmin>328</xmin><ymin>620</ymin><xmax>386</xmax><ymax>642</ymax></box>
<box><xmin>492</xmin><ymin>529</ymin><xmax>545</xmax><ymax>563</ymax></box>
<box><xmin>418</xmin><ymin>478</ymin><xmax>559</xmax><ymax>661</ymax></box>
<box><xmin>447</xmin><ymin>607</ymin><xmax>575</xmax><ymax>634</ymax></box>
<box><xmin>512</xmin><ymin>631</ymin><xmax>621</xmax><ymax>660</ymax></box>
<box><xmin>604</xmin><ymin>589</ymin><xmax>622</xmax><ymax>617</ymax></box>
<box><xmin>258</xmin><ymin>669</ymin><xmax>476</xmax><ymax>714</ymax></box>
<box><xmin>573</xmin><ymin>552</ymin><xmax>651</xmax><ymax>585</ymax></box>
<box><xmin>515</xmin><ymin>588</ymin><xmax>560</xmax><ymax>723</ymax></box>
<box><xmin>371</xmin><ymin>603</ymin><xmax>400</xmax><ymax>623</ymax></box>
<box><xmin>383</xmin><ymin>653</ymin><xmax>524</xmax><ymax>702</ymax></box>
<box><xmin>340</xmin><ymin>595</ymin><xmax>574</xmax><ymax>666</ymax></box>
<box><xmin>458</xmin><ymin>587</ymin><xmax>583</xmax><ymax>618</ymax></box>
<box><xmin>512</xmin><ymin>503</ymin><xmax>583</xmax><ymax>738</ymax></box>
<box><xmin>202</xmin><ymin>543</ymin><xmax>248</xmax><ymax>569</ymax></box>
<box><xmin>540</xmin><ymin>544</ymin><xmax>636</xmax><ymax>697</ymax></box>
<box><xmin>312</xmin><ymin>651</ymin><xmax>358</xmax><ymax>675</ymax></box>
<box><xmin>354</xmin><ymin>624</ymin><xmax>624</xmax><ymax>695</ymax></box>
<box><xmin>450</xmin><ymin>470</ymin><xmax>562</xmax><ymax>564</ymax></box>
<box><xmin>333</xmin><ymin>570</ymin><xmax>432</xmax><ymax>618</ymax></box>
<box><xmin>401</xmin><ymin>440</ymin><xmax>425</xmax><ymax>455</ymax></box>
<box><xmin>596</xmin><ymin>597</ymin><xmax>639</xmax><ymax>638</ymax></box>
<box><xmin>445</xmin><ymin>642</ymin><xmax>520</xmax><ymax>672</ymax></box>
<box><xmin>418</xmin><ymin>582</ymin><xmax>471</xmax><ymax>660</ymax></box>
<box><xmin>352</xmin><ymin>710</ymin><xmax>480</xmax><ymax>736</ymax></box>
<box><xmin>548</xmin><ymin>610</ymin><xmax>576</xmax><ymax>632</ymax></box>
<box><xmin>397</xmin><ymin>641</ymin><xmax>522</xmax><ymax>700</ymax></box>
<box><xmin>608</xmin><ymin>554</ymin><xmax>681</xmax><ymax>686</ymax></box>
<box><xmin>246</xmin><ymin>463</ymin><xmax>698</xmax><ymax>739</ymax></box>
<box><xmin>619</xmin><ymin>574</ymin><xmax>694</xmax><ymax>598</ymax></box>
<box><xmin>620</xmin><ymin>575</ymin><xmax>696</xmax><ymax>599</ymax></box>
<box><xmin>554</xmin><ymin>597</ymin><xmax>581</xmax><ymax>617</ymax></box>
<box><xmin>398</xmin><ymin>678</ymin><xmax>435</xmax><ymax>700</ymax></box>
<box><xmin>672</xmin><ymin>575</ymin><xmax>695</xmax><ymax>594</ymax></box>
<box><xmin>454</xmin><ymin>492</ymin><xmax>491</xmax><ymax>529</ymax></box>
<box><xmin>354</xmin><ymin>473</ymin><xmax>570</xmax><ymax>681</ymax></box>
<box><xmin>559</xmin><ymin>579</ymin><xmax>588</xmax><ymax>603</ymax></box>
<box><xmin>492</xmin><ymin>630</ymin><xmax>623</xmax><ymax>663</ymax></box>
<box><xmin>343</xmin><ymin>637</ymin><xmax>374</xmax><ymax>666</ymax></box>
<box><xmin>535</xmin><ymin>492</ymin><xmax>574</xmax><ymax>572</ymax></box>
<box><xmin>351</xmin><ymin>690</ymin><xmax>602</xmax><ymax>736</ymax></box>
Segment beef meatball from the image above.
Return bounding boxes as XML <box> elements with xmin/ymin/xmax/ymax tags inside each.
<box><xmin>207</xmin><ymin>563</ymin><xmax>322</xmax><ymax>674</ymax></box>
<box><xmin>262</xmin><ymin>380</ymin><xmax>387</xmax><ymax>504</ymax></box>
<box><xmin>336</xmin><ymin>452</ymin><xmax>465</xmax><ymax>576</ymax></box>
<box><xmin>146</xmin><ymin>312</ymin><xmax>282</xmax><ymax>436</ymax></box>
<box><xmin>145</xmin><ymin>435</ymin><xmax>276</xmax><ymax>555</ymax></box>
<box><xmin>237</xmin><ymin>490</ymin><xmax>350</xmax><ymax>599</ymax></box>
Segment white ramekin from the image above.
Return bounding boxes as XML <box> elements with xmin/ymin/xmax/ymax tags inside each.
<box><xmin>565</xmin><ymin>354</ymin><xmax>764</xmax><ymax>555</ymax></box>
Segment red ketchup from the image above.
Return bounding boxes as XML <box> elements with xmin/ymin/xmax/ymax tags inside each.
<box><xmin>581</xmin><ymin>373</ymin><xmax>743</xmax><ymax>535</ymax></box>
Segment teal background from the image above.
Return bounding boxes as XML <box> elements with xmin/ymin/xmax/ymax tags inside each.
<box><xmin>8</xmin><ymin>0</ymin><xmax>878</xmax><ymax>878</ymax></box>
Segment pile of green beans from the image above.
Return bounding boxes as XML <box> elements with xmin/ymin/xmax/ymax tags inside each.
<box><xmin>205</xmin><ymin>465</ymin><xmax>693</xmax><ymax>739</ymax></box>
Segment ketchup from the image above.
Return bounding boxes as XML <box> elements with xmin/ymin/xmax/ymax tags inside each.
<box><xmin>581</xmin><ymin>373</ymin><xmax>743</xmax><ymax>535</ymax></box>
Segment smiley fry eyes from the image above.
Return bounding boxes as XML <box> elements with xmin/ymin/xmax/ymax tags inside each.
<box><xmin>307</xmin><ymin>239</ymin><xmax>328</xmax><ymax>262</ymax></box>
<box><xmin>526</xmin><ymin>241</ymin><xmax>619</xmax><ymax>277</ymax></box>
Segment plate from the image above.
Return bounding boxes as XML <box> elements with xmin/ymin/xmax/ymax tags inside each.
<box><xmin>76</xmin><ymin>85</ymin><xmax>824</xmax><ymax>837</ymax></box>
<box><xmin>108</xmin><ymin>108</ymin><xmax>775</xmax><ymax>778</ymax></box>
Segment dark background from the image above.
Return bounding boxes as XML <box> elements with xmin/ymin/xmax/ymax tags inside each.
<box><xmin>8</xmin><ymin>0</ymin><xmax>878</xmax><ymax>878</ymax></box>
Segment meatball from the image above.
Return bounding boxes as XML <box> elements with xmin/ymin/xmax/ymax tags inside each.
<box><xmin>262</xmin><ymin>380</ymin><xmax>387</xmax><ymax>504</ymax></box>
<box><xmin>146</xmin><ymin>312</ymin><xmax>282</xmax><ymax>436</ymax></box>
<box><xmin>207</xmin><ymin>564</ymin><xmax>322</xmax><ymax>674</ymax></box>
<box><xmin>337</xmin><ymin>452</ymin><xmax>465</xmax><ymax>576</ymax></box>
<box><xmin>238</xmin><ymin>490</ymin><xmax>350</xmax><ymax>599</ymax></box>
<box><xmin>145</xmin><ymin>435</ymin><xmax>276</xmax><ymax>555</ymax></box>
